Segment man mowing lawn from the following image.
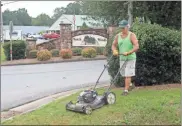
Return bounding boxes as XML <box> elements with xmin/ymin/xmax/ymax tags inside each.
<box><xmin>112</xmin><ymin>20</ymin><xmax>139</xmax><ymax>96</ymax></box>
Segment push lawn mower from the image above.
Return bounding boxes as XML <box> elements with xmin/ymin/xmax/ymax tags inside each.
<box><xmin>65</xmin><ymin>54</ymin><xmax>126</xmax><ymax>115</ymax></box>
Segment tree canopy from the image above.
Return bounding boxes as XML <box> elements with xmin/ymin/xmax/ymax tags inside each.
<box><xmin>2</xmin><ymin>1</ymin><xmax>181</xmax><ymax>29</ymax></box>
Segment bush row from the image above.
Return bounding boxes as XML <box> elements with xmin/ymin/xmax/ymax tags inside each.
<box><xmin>2</xmin><ymin>41</ymin><xmax>106</xmax><ymax>61</ymax></box>
<box><xmin>105</xmin><ymin>22</ymin><xmax>181</xmax><ymax>86</ymax></box>
<box><xmin>27</xmin><ymin>47</ymin><xmax>105</xmax><ymax>61</ymax></box>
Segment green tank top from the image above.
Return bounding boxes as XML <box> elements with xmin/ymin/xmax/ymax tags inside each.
<box><xmin>117</xmin><ymin>31</ymin><xmax>136</xmax><ymax>61</ymax></box>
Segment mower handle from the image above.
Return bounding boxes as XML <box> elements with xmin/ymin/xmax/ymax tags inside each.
<box><xmin>93</xmin><ymin>53</ymin><xmax>125</xmax><ymax>90</ymax></box>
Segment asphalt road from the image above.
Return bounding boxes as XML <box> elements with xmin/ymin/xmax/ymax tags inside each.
<box><xmin>1</xmin><ymin>60</ymin><xmax>110</xmax><ymax>111</ymax></box>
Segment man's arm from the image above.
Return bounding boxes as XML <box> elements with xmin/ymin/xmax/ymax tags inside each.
<box><xmin>112</xmin><ymin>35</ymin><xmax>118</xmax><ymax>51</ymax></box>
<box><xmin>127</xmin><ymin>33</ymin><xmax>139</xmax><ymax>55</ymax></box>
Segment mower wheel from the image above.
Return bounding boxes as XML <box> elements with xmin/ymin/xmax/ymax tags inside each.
<box><xmin>83</xmin><ymin>105</ymin><xmax>92</xmax><ymax>115</ymax></box>
<box><xmin>105</xmin><ymin>92</ymin><xmax>116</xmax><ymax>105</ymax></box>
<box><xmin>66</xmin><ymin>101</ymin><xmax>73</xmax><ymax>110</ymax></box>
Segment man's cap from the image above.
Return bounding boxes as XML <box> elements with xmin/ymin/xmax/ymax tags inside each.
<box><xmin>119</xmin><ymin>20</ymin><xmax>128</xmax><ymax>28</ymax></box>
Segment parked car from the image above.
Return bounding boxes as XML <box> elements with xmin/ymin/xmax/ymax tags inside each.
<box><xmin>43</xmin><ymin>33</ymin><xmax>60</xmax><ymax>39</ymax></box>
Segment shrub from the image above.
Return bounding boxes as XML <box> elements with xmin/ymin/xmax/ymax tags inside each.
<box><xmin>96</xmin><ymin>47</ymin><xmax>105</xmax><ymax>55</ymax></box>
<box><xmin>106</xmin><ymin>23</ymin><xmax>181</xmax><ymax>86</ymax></box>
<box><xmin>3</xmin><ymin>40</ymin><xmax>26</xmax><ymax>60</ymax></box>
<box><xmin>60</xmin><ymin>49</ymin><xmax>72</xmax><ymax>59</ymax></box>
<box><xmin>81</xmin><ymin>47</ymin><xmax>97</xmax><ymax>58</ymax></box>
<box><xmin>51</xmin><ymin>49</ymin><xmax>59</xmax><ymax>57</ymax></box>
<box><xmin>37</xmin><ymin>49</ymin><xmax>52</xmax><ymax>61</ymax></box>
<box><xmin>71</xmin><ymin>47</ymin><xmax>82</xmax><ymax>56</ymax></box>
<box><xmin>1</xmin><ymin>45</ymin><xmax>6</xmax><ymax>61</ymax></box>
<box><xmin>29</xmin><ymin>50</ymin><xmax>38</xmax><ymax>58</ymax></box>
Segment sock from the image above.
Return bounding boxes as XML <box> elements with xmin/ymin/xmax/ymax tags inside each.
<box><xmin>130</xmin><ymin>83</ymin><xmax>132</xmax><ymax>86</ymax></box>
<box><xmin>124</xmin><ymin>90</ymin><xmax>128</xmax><ymax>92</ymax></box>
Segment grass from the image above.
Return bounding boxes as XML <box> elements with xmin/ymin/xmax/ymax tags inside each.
<box><xmin>1</xmin><ymin>45</ymin><xmax>6</xmax><ymax>62</ymax></box>
<box><xmin>2</xmin><ymin>87</ymin><xmax>180</xmax><ymax>125</ymax></box>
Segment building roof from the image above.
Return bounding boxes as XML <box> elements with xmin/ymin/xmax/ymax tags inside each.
<box><xmin>3</xmin><ymin>25</ymin><xmax>49</xmax><ymax>34</ymax></box>
<box><xmin>48</xmin><ymin>14</ymin><xmax>104</xmax><ymax>31</ymax></box>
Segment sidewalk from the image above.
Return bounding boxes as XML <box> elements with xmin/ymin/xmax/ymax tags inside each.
<box><xmin>1</xmin><ymin>55</ymin><xmax>106</xmax><ymax>66</ymax></box>
<box><xmin>1</xmin><ymin>83</ymin><xmax>109</xmax><ymax>122</ymax></box>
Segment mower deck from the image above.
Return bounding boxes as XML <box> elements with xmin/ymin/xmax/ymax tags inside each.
<box><xmin>66</xmin><ymin>95</ymin><xmax>106</xmax><ymax>114</ymax></box>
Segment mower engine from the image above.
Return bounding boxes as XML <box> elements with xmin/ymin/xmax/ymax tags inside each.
<box><xmin>78</xmin><ymin>90</ymin><xmax>98</xmax><ymax>103</ymax></box>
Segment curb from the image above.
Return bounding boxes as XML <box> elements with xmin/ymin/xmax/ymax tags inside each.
<box><xmin>1</xmin><ymin>83</ymin><xmax>109</xmax><ymax>122</ymax></box>
<box><xmin>1</xmin><ymin>57</ymin><xmax>107</xmax><ymax>66</ymax></box>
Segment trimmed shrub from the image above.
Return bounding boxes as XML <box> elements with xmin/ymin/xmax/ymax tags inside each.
<box><xmin>1</xmin><ymin>45</ymin><xmax>6</xmax><ymax>61</ymax></box>
<box><xmin>71</xmin><ymin>47</ymin><xmax>82</xmax><ymax>56</ymax></box>
<box><xmin>81</xmin><ymin>47</ymin><xmax>97</xmax><ymax>58</ymax></box>
<box><xmin>29</xmin><ymin>50</ymin><xmax>38</xmax><ymax>58</ymax></box>
<box><xmin>3</xmin><ymin>40</ymin><xmax>26</xmax><ymax>60</ymax></box>
<box><xmin>60</xmin><ymin>49</ymin><xmax>72</xmax><ymax>59</ymax></box>
<box><xmin>37</xmin><ymin>49</ymin><xmax>52</xmax><ymax>61</ymax></box>
<box><xmin>51</xmin><ymin>49</ymin><xmax>59</xmax><ymax>57</ymax></box>
<box><xmin>96</xmin><ymin>47</ymin><xmax>105</xmax><ymax>55</ymax></box>
<box><xmin>106</xmin><ymin>23</ymin><xmax>181</xmax><ymax>86</ymax></box>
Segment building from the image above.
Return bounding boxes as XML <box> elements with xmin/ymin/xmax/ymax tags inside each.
<box><xmin>3</xmin><ymin>25</ymin><xmax>49</xmax><ymax>35</ymax></box>
<box><xmin>47</xmin><ymin>14</ymin><xmax>104</xmax><ymax>33</ymax></box>
<box><xmin>1</xmin><ymin>25</ymin><xmax>49</xmax><ymax>42</ymax></box>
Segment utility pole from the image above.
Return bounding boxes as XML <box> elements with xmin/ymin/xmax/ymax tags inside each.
<box><xmin>0</xmin><ymin>2</ymin><xmax>4</xmax><ymax>44</ymax></box>
<box><xmin>1</xmin><ymin>1</ymin><xmax>18</xmax><ymax>44</ymax></box>
<box><xmin>128</xmin><ymin>1</ymin><xmax>133</xmax><ymax>27</ymax></box>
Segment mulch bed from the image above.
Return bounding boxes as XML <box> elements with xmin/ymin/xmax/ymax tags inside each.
<box><xmin>1</xmin><ymin>55</ymin><xmax>106</xmax><ymax>66</ymax></box>
<box><xmin>108</xmin><ymin>83</ymin><xmax>181</xmax><ymax>90</ymax></box>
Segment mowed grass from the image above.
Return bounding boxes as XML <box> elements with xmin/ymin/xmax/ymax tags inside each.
<box><xmin>2</xmin><ymin>87</ymin><xmax>180</xmax><ymax>125</ymax></box>
<box><xmin>1</xmin><ymin>45</ymin><xmax>6</xmax><ymax>62</ymax></box>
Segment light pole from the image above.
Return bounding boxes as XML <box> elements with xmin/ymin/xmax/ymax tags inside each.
<box><xmin>0</xmin><ymin>1</ymin><xmax>18</xmax><ymax>44</ymax></box>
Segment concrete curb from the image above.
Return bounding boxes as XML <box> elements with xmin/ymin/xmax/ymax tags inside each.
<box><xmin>1</xmin><ymin>84</ymin><xmax>109</xmax><ymax>122</ymax></box>
<box><xmin>1</xmin><ymin>57</ymin><xmax>107</xmax><ymax>66</ymax></box>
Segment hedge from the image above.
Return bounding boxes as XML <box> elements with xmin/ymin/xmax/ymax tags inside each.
<box><xmin>29</xmin><ymin>50</ymin><xmax>38</xmax><ymax>58</ymax></box>
<box><xmin>51</xmin><ymin>49</ymin><xmax>60</xmax><ymax>57</ymax></box>
<box><xmin>3</xmin><ymin>40</ymin><xmax>26</xmax><ymax>60</ymax></box>
<box><xmin>71</xmin><ymin>47</ymin><xmax>82</xmax><ymax>56</ymax></box>
<box><xmin>81</xmin><ymin>47</ymin><xmax>97</xmax><ymax>58</ymax></box>
<box><xmin>105</xmin><ymin>23</ymin><xmax>181</xmax><ymax>86</ymax></box>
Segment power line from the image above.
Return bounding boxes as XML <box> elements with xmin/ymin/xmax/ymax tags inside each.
<box><xmin>1</xmin><ymin>1</ymin><xmax>19</xmax><ymax>6</ymax></box>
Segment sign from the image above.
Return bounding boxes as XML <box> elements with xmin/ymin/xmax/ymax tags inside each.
<box><xmin>72</xmin><ymin>34</ymin><xmax>107</xmax><ymax>47</ymax></box>
<box><xmin>9</xmin><ymin>21</ymin><xmax>13</xmax><ymax>37</ymax></box>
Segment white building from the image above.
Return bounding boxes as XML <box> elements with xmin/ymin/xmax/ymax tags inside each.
<box><xmin>48</xmin><ymin>14</ymin><xmax>104</xmax><ymax>33</ymax></box>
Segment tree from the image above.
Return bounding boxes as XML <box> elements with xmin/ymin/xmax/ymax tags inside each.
<box><xmin>3</xmin><ymin>9</ymin><xmax>19</xmax><ymax>25</ymax></box>
<box><xmin>32</xmin><ymin>13</ymin><xmax>53</xmax><ymax>26</ymax></box>
<box><xmin>3</xmin><ymin>8</ymin><xmax>32</xmax><ymax>26</ymax></box>
<box><xmin>81</xmin><ymin>1</ymin><xmax>181</xmax><ymax>29</ymax></box>
<box><xmin>65</xmin><ymin>2</ymin><xmax>83</xmax><ymax>15</ymax></box>
<box><xmin>51</xmin><ymin>1</ymin><xmax>85</xmax><ymax>22</ymax></box>
<box><xmin>51</xmin><ymin>7</ymin><xmax>66</xmax><ymax>22</ymax></box>
<box><xmin>15</xmin><ymin>8</ymin><xmax>32</xmax><ymax>26</ymax></box>
<box><xmin>80</xmin><ymin>22</ymin><xmax>89</xmax><ymax>30</ymax></box>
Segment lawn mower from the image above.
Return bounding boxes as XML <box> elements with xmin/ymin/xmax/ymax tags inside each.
<box><xmin>65</xmin><ymin>54</ymin><xmax>126</xmax><ymax>115</ymax></box>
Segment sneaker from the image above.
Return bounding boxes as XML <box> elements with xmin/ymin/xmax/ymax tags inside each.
<box><xmin>121</xmin><ymin>91</ymin><xmax>129</xmax><ymax>96</ymax></box>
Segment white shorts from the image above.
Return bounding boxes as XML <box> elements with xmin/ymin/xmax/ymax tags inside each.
<box><xmin>120</xmin><ymin>60</ymin><xmax>136</xmax><ymax>77</ymax></box>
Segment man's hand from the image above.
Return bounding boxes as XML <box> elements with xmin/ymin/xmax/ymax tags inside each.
<box><xmin>113</xmin><ymin>49</ymin><xmax>119</xmax><ymax>56</ymax></box>
<box><xmin>122</xmin><ymin>52</ymin><xmax>129</xmax><ymax>56</ymax></box>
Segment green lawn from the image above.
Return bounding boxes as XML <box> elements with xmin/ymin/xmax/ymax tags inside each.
<box><xmin>2</xmin><ymin>87</ymin><xmax>180</xmax><ymax>125</ymax></box>
<box><xmin>1</xmin><ymin>45</ymin><xmax>6</xmax><ymax>62</ymax></box>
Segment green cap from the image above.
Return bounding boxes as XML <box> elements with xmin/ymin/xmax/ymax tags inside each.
<box><xmin>119</xmin><ymin>20</ymin><xmax>128</xmax><ymax>28</ymax></box>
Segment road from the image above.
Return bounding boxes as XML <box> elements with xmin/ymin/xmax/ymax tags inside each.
<box><xmin>1</xmin><ymin>60</ymin><xmax>110</xmax><ymax>111</ymax></box>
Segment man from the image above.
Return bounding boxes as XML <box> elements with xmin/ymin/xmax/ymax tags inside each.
<box><xmin>112</xmin><ymin>20</ymin><xmax>139</xmax><ymax>96</ymax></box>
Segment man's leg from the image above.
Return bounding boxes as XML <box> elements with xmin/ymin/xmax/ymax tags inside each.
<box><xmin>121</xmin><ymin>60</ymin><xmax>136</xmax><ymax>95</ymax></box>
<box><xmin>125</xmin><ymin>76</ymin><xmax>131</xmax><ymax>91</ymax></box>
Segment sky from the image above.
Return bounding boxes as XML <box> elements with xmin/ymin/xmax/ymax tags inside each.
<box><xmin>1</xmin><ymin>1</ymin><xmax>74</xmax><ymax>18</ymax></box>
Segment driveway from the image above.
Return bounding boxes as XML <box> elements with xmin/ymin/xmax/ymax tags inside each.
<box><xmin>1</xmin><ymin>60</ymin><xmax>110</xmax><ymax>111</ymax></box>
